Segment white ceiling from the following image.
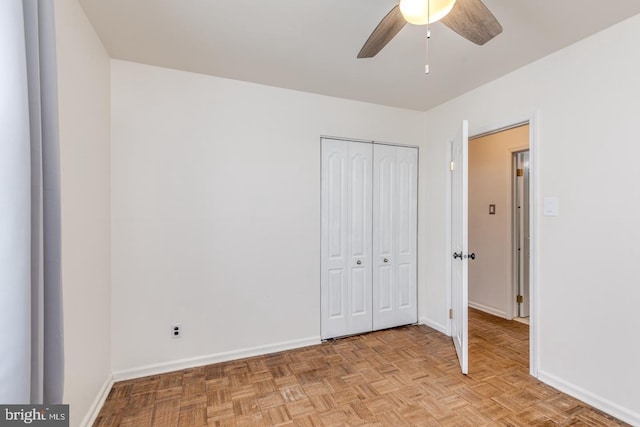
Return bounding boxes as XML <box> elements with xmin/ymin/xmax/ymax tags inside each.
<box><xmin>78</xmin><ymin>0</ymin><xmax>640</xmax><ymax>111</ymax></box>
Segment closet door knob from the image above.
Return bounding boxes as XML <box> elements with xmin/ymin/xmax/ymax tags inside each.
<box><xmin>356</xmin><ymin>260</ymin><xmax>362</xmax><ymax>265</ymax></box>
<box><xmin>383</xmin><ymin>258</ymin><xmax>389</xmax><ymax>263</ymax></box>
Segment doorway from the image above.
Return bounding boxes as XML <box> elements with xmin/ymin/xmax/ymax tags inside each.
<box><xmin>467</xmin><ymin>124</ymin><xmax>530</xmax><ymax>323</ymax></box>
<box><xmin>447</xmin><ymin>116</ymin><xmax>537</xmax><ymax>377</ymax></box>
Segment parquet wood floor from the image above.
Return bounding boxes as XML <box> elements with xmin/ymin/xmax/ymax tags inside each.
<box><xmin>94</xmin><ymin>309</ymin><xmax>627</xmax><ymax>426</ymax></box>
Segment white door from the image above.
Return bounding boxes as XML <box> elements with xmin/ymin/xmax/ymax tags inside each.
<box><xmin>373</xmin><ymin>144</ymin><xmax>418</xmax><ymax>330</ymax></box>
<box><xmin>450</xmin><ymin>121</ymin><xmax>469</xmax><ymax>375</ymax></box>
<box><xmin>321</xmin><ymin>138</ymin><xmax>373</xmax><ymax>339</ymax></box>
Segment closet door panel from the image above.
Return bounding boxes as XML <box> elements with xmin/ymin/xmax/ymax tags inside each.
<box><xmin>347</xmin><ymin>143</ymin><xmax>373</xmax><ymax>333</ymax></box>
<box><xmin>373</xmin><ymin>145</ymin><xmax>418</xmax><ymax>330</ymax></box>
<box><xmin>376</xmin><ymin>156</ymin><xmax>394</xmax><ymax>259</ymax></box>
<box><xmin>395</xmin><ymin>147</ymin><xmax>418</xmax><ymax>324</ymax></box>
<box><xmin>321</xmin><ymin>139</ymin><xmax>372</xmax><ymax>339</ymax></box>
<box><xmin>351</xmin><ymin>267</ymin><xmax>367</xmax><ymax>314</ymax></box>
<box><xmin>372</xmin><ymin>145</ymin><xmax>396</xmax><ymax>328</ymax></box>
<box><xmin>324</xmin><ymin>142</ymin><xmax>347</xmax><ymax>334</ymax></box>
<box><xmin>398</xmin><ymin>263</ymin><xmax>411</xmax><ymax>308</ymax></box>
<box><xmin>328</xmin><ymin>269</ymin><xmax>345</xmax><ymax>318</ymax></box>
<box><xmin>378</xmin><ymin>264</ymin><xmax>393</xmax><ymax>311</ymax></box>
<box><xmin>398</xmin><ymin>157</ymin><xmax>414</xmax><ymax>255</ymax></box>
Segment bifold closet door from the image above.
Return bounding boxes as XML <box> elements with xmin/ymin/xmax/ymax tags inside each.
<box><xmin>321</xmin><ymin>139</ymin><xmax>373</xmax><ymax>339</ymax></box>
<box><xmin>373</xmin><ymin>144</ymin><xmax>418</xmax><ymax>330</ymax></box>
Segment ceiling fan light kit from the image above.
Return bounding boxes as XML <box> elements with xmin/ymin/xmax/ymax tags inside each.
<box><xmin>399</xmin><ymin>0</ymin><xmax>457</xmax><ymax>25</ymax></box>
<box><xmin>358</xmin><ymin>0</ymin><xmax>503</xmax><ymax>60</ymax></box>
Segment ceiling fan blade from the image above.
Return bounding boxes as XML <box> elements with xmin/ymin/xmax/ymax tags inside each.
<box><xmin>358</xmin><ymin>5</ymin><xmax>407</xmax><ymax>58</ymax></box>
<box><xmin>440</xmin><ymin>0</ymin><xmax>503</xmax><ymax>45</ymax></box>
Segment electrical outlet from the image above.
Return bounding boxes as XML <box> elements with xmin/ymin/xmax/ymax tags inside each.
<box><xmin>171</xmin><ymin>323</ymin><xmax>182</xmax><ymax>339</ymax></box>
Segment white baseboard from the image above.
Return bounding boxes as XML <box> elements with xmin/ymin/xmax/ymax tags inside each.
<box><xmin>468</xmin><ymin>301</ymin><xmax>507</xmax><ymax>319</ymax></box>
<box><xmin>538</xmin><ymin>370</ymin><xmax>640</xmax><ymax>426</ymax></box>
<box><xmin>419</xmin><ymin>316</ymin><xmax>449</xmax><ymax>336</ymax></box>
<box><xmin>80</xmin><ymin>375</ymin><xmax>114</xmax><ymax>427</ymax></box>
<box><xmin>112</xmin><ymin>336</ymin><xmax>321</xmax><ymax>382</ymax></box>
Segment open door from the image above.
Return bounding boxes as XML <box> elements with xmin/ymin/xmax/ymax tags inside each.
<box><xmin>450</xmin><ymin>121</ymin><xmax>469</xmax><ymax>375</ymax></box>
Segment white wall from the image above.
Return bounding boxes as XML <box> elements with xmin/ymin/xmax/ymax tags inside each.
<box><xmin>110</xmin><ymin>60</ymin><xmax>425</xmax><ymax>375</ymax></box>
<box><xmin>468</xmin><ymin>126</ymin><xmax>529</xmax><ymax>318</ymax></box>
<box><xmin>420</xmin><ymin>14</ymin><xmax>640</xmax><ymax>424</ymax></box>
<box><xmin>54</xmin><ymin>1</ymin><xmax>111</xmax><ymax>425</ymax></box>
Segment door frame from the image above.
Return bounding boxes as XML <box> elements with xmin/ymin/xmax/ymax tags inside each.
<box><xmin>445</xmin><ymin>112</ymin><xmax>539</xmax><ymax>377</ymax></box>
<box><xmin>511</xmin><ymin>148</ymin><xmax>530</xmax><ymax>320</ymax></box>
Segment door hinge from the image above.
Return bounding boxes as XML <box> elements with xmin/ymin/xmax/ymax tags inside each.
<box><xmin>450</xmin><ymin>161</ymin><xmax>455</xmax><ymax>171</ymax></box>
<box><xmin>516</xmin><ymin>295</ymin><xmax>524</xmax><ymax>303</ymax></box>
<box><xmin>516</xmin><ymin>168</ymin><xmax>524</xmax><ymax>177</ymax></box>
<box><xmin>449</xmin><ymin>309</ymin><xmax>453</xmax><ymax>319</ymax></box>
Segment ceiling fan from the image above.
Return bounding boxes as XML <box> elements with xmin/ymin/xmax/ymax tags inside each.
<box><xmin>358</xmin><ymin>0</ymin><xmax>503</xmax><ymax>58</ymax></box>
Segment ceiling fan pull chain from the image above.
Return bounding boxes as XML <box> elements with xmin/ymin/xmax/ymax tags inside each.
<box><xmin>425</xmin><ymin>31</ymin><xmax>430</xmax><ymax>74</ymax></box>
<box><xmin>425</xmin><ymin>0</ymin><xmax>430</xmax><ymax>74</ymax></box>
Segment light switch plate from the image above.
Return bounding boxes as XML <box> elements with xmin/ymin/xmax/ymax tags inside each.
<box><xmin>543</xmin><ymin>197</ymin><xmax>559</xmax><ymax>216</ymax></box>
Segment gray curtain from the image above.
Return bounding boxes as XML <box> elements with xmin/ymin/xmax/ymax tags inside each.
<box><xmin>0</xmin><ymin>0</ymin><xmax>63</xmax><ymax>404</ymax></box>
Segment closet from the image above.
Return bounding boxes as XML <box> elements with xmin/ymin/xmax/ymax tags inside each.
<box><xmin>320</xmin><ymin>138</ymin><xmax>418</xmax><ymax>339</ymax></box>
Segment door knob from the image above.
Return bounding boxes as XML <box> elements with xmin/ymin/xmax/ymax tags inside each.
<box><xmin>453</xmin><ymin>252</ymin><xmax>463</xmax><ymax>260</ymax></box>
<box><xmin>383</xmin><ymin>258</ymin><xmax>389</xmax><ymax>263</ymax></box>
<box><xmin>356</xmin><ymin>260</ymin><xmax>362</xmax><ymax>265</ymax></box>
<box><xmin>468</xmin><ymin>253</ymin><xmax>476</xmax><ymax>260</ymax></box>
